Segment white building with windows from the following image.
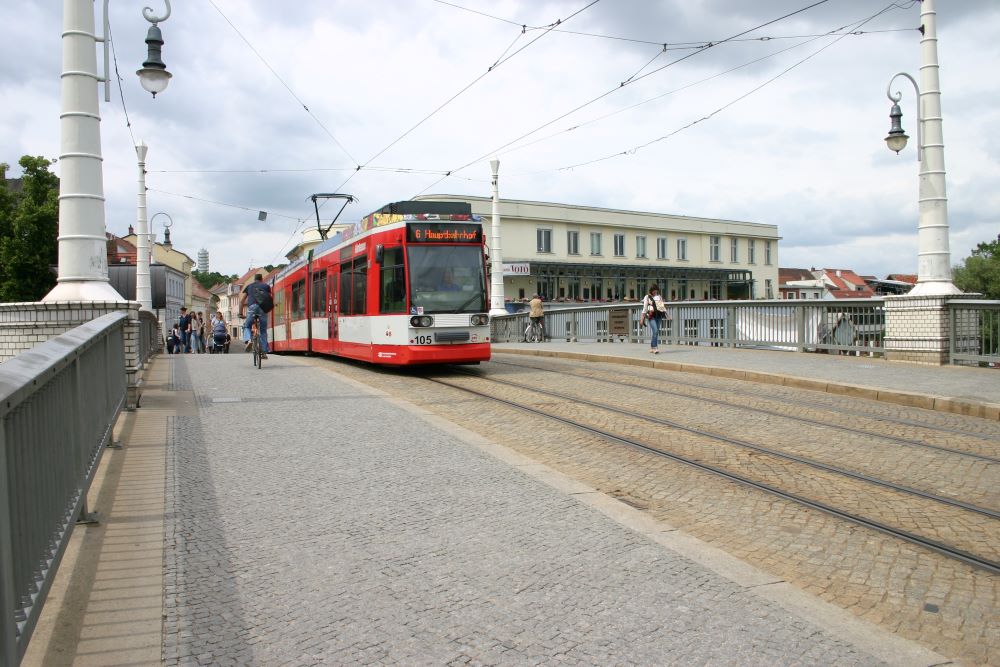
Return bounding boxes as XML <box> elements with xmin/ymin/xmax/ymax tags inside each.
<box><xmin>417</xmin><ymin>195</ymin><xmax>780</xmax><ymax>303</ymax></box>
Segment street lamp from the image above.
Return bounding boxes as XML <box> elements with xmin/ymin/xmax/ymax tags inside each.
<box><xmin>135</xmin><ymin>4</ymin><xmax>173</xmax><ymax>98</ymax></box>
<box><xmin>881</xmin><ymin>0</ymin><xmax>960</xmax><ymax>296</ymax></box>
<box><xmin>44</xmin><ymin>0</ymin><xmax>174</xmax><ymax>303</ymax></box>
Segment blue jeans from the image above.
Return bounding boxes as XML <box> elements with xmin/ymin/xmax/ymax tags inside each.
<box><xmin>181</xmin><ymin>330</ymin><xmax>191</xmax><ymax>353</ymax></box>
<box><xmin>648</xmin><ymin>315</ymin><xmax>661</xmax><ymax>349</ymax></box>
<box><xmin>244</xmin><ymin>304</ymin><xmax>269</xmax><ymax>353</ymax></box>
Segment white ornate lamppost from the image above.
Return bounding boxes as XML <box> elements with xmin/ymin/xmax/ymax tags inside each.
<box><xmin>44</xmin><ymin>0</ymin><xmax>173</xmax><ymax>302</ymax></box>
<box><xmin>488</xmin><ymin>158</ymin><xmax>507</xmax><ymax>317</ymax></box>
<box><xmin>883</xmin><ymin>0</ymin><xmax>960</xmax><ymax>296</ymax></box>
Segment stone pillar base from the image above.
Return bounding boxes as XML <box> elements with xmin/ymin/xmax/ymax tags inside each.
<box><xmin>883</xmin><ymin>293</ymin><xmax>978</xmax><ymax>365</ymax></box>
<box><xmin>0</xmin><ymin>301</ymin><xmax>144</xmax><ymax>409</ymax></box>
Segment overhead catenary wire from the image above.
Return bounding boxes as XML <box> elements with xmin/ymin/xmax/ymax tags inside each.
<box><xmin>206</xmin><ymin>0</ymin><xmax>359</xmax><ymax>166</ymax></box>
<box><xmin>411</xmin><ymin>0</ymin><xmax>837</xmax><ymax>197</ymax></box>
<box><xmin>527</xmin><ymin>2</ymin><xmax>910</xmax><ymax>174</ymax></box>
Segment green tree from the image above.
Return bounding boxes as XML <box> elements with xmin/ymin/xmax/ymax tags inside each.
<box><xmin>192</xmin><ymin>269</ymin><xmax>238</xmax><ymax>292</ymax></box>
<box><xmin>0</xmin><ymin>156</ymin><xmax>59</xmax><ymax>302</ymax></box>
<box><xmin>953</xmin><ymin>237</ymin><xmax>1000</xmax><ymax>299</ymax></box>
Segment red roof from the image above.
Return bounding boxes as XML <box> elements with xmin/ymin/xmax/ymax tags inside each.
<box><xmin>818</xmin><ymin>268</ymin><xmax>876</xmax><ymax>298</ymax></box>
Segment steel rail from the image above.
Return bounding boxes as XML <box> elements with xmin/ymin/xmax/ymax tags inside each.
<box><xmin>492</xmin><ymin>358</ymin><xmax>1000</xmax><ymax>465</ymax></box>
<box><xmin>421</xmin><ymin>374</ymin><xmax>1000</xmax><ymax>576</ymax></box>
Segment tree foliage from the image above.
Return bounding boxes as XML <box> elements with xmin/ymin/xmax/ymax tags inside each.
<box><xmin>0</xmin><ymin>156</ymin><xmax>59</xmax><ymax>302</ymax></box>
<box><xmin>192</xmin><ymin>269</ymin><xmax>238</xmax><ymax>292</ymax></box>
<box><xmin>953</xmin><ymin>237</ymin><xmax>1000</xmax><ymax>299</ymax></box>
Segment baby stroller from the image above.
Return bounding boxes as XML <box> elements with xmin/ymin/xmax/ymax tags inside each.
<box><xmin>210</xmin><ymin>331</ymin><xmax>229</xmax><ymax>354</ymax></box>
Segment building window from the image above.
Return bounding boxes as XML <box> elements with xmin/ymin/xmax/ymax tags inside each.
<box><xmin>765</xmin><ymin>240</ymin><xmax>772</xmax><ymax>265</ymax></box>
<box><xmin>730</xmin><ymin>237</ymin><xmax>738</xmax><ymax>263</ymax></box>
<box><xmin>676</xmin><ymin>238</ymin><xmax>688</xmax><ymax>261</ymax></box>
<box><xmin>636</xmin><ymin>235</ymin><xmax>647</xmax><ymax>259</ymax></box>
<box><xmin>613</xmin><ymin>233</ymin><xmax>625</xmax><ymax>257</ymax></box>
<box><xmin>657</xmin><ymin>237</ymin><xmax>668</xmax><ymax>259</ymax></box>
<box><xmin>536</xmin><ymin>228</ymin><xmax>552</xmax><ymax>253</ymax></box>
<box><xmin>567</xmin><ymin>231</ymin><xmax>579</xmax><ymax>255</ymax></box>
<box><xmin>710</xmin><ymin>236</ymin><xmax>721</xmax><ymax>262</ymax></box>
<box><xmin>748</xmin><ymin>239</ymin><xmax>756</xmax><ymax>264</ymax></box>
<box><xmin>590</xmin><ymin>232</ymin><xmax>602</xmax><ymax>256</ymax></box>
<box><xmin>765</xmin><ymin>279</ymin><xmax>774</xmax><ymax>299</ymax></box>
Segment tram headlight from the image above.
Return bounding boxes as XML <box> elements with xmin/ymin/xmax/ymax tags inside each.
<box><xmin>410</xmin><ymin>315</ymin><xmax>434</xmax><ymax>328</ymax></box>
<box><xmin>470</xmin><ymin>314</ymin><xmax>490</xmax><ymax>326</ymax></box>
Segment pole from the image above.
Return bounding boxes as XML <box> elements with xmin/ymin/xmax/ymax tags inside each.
<box><xmin>44</xmin><ymin>0</ymin><xmax>125</xmax><ymax>302</ymax></box>
<box><xmin>488</xmin><ymin>158</ymin><xmax>507</xmax><ymax>316</ymax></box>
<box><xmin>909</xmin><ymin>0</ymin><xmax>960</xmax><ymax>295</ymax></box>
<box><xmin>135</xmin><ymin>142</ymin><xmax>152</xmax><ymax>310</ymax></box>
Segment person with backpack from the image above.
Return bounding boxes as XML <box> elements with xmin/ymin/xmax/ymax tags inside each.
<box><xmin>243</xmin><ymin>273</ymin><xmax>274</xmax><ymax>355</ymax></box>
<box><xmin>641</xmin><ymin>284</ymin><xmax>667</xmax><ymax>354</ymax></box>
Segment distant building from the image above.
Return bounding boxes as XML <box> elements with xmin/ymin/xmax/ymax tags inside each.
<box><xmin>415</xmin><ymin>195</ymin><xmax>780</xmax><ymax>303</ymax></box>
<box><xmin>778</xmin><ymin>267</ymin><xmax>828</xmax><ymax>299</ymax></box>
<box><xmin>197</xmin><ymin>248</ymin><xmax>209</xmax><ymax>273</ymax></box>
<box><xmin>813</xmin><ymin>268</ymin><xmax>877</xmax><ymax>299</ymax></box>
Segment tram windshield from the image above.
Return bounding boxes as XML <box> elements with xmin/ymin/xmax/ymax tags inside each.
<box><xmin>408</xmin><ymin>245</ymin><xmax>486</xmax><ymax>314</ymax></box>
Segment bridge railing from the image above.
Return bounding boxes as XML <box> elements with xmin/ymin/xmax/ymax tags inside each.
<box><xmin>0</xmin><ymin>313</ymin><xmax>127</xmax><ymax>666</ymax></box>
<box><xmin>491</xmin><ymin>299</ymin><xmax>887</xmax><ymax>356</ymax></box>
<box><xmin>950</xmin><ymin>300</ymin><xmax>1000</xmax><ymax>367</ymax></box>
<box><xmin>138</xmin><ymin>309</ymin><xmax>161</xmax><ymax>367</ymax></box>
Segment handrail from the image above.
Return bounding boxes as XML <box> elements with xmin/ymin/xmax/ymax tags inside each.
<box><xmin>0</xmin><ymin>312</ymin><xmax>128</xmax><ymax>665</ymax></box>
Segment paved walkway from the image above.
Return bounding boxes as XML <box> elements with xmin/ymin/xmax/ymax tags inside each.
<box><xmin>494</xmin><ymin>341</ymin><xmax>1000</xmax><ymax>419</ymax></box>
<box><xmin>23</xmin><ymin>347</ymin><xmax>971</xmax><ymax>666</ymax></box>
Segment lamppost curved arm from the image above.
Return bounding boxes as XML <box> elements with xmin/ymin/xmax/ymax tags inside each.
<box><xmin>885</xmin><ymin>72</ymin><xmax>921</xmax><ymax>160</ymax></box>
<box><xmin>149</xmin><ymin>212</ymin><xmax>173</xmax><ymax>240</ymax></box>
<box><xmin>142</xmin><ymin>1</ymin><xmax>171</xmax><ymax>23</ymax></box>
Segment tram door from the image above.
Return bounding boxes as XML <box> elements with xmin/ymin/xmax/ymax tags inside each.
<box><xmin>329</xmin><ymin>266</ymin><xmax>339</xmax><ymax>343</ymax></box>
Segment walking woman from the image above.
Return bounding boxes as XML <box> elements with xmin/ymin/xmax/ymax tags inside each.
<box><xmin>642</xmin><ymin>284</ymin><xmax>666</xmax><ymax>354</ymax></box>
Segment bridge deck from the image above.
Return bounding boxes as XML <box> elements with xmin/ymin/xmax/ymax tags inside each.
<box><xmin>24</xmin><ymin>344</ymin><xmax>997</xmax><ymax>665</ymax></box>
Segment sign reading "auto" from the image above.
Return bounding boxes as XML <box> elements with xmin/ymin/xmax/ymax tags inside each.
<box><xmin>502</xmin><ymin>263</ymin><xmax>530</xmax><ymax>276</ymax></box>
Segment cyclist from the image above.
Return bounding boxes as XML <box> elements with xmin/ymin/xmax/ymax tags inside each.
<box><xmin>243</xmin><ymin>273</ymin><xmax>272</xmax><ymax>358</ymax></box>
<box><xmin>526</xmin><ymin>293</ymin><xmax>544</xmax><ymax>341</ymax></box>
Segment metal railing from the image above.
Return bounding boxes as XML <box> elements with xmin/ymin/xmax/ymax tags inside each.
<box><xmin>950</xmin><ymin>300</ymin><xmax>1000</xmax><ymax>367</ymax></box>
<box><xmin>138</xmin><ymin>309</ymin><xmax>161</xmax><ymax>367</ymax></box>
<box><xmin>491</xmin><ymin>299</ymin><xmax>887</xmax><ymax>356</ymax></box>
<box><xmin>0</xmin><ymin>313</ymin><xmax>127</xmax><ymax>665</ymax></box>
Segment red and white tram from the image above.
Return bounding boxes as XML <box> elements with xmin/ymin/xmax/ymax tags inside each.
<box><xmin>268</xmin><ymin>200</ymin><xmax>492</xmax><ymax>365</ymax></box>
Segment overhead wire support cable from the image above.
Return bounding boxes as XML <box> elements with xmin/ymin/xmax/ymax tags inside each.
<box><xmin>412</xmin><ymin>0</ymin><xmax>841</xmax><ymax>196</ymax></box>
<box><xmin>206</xmin><ymin>0</ymin><xmax>360</xmax><ymax>167</ymax></box>
<box><xmin>545</xmin><ymin>2</ymin><xmax>907</xmax><ymax>173</ymax></box>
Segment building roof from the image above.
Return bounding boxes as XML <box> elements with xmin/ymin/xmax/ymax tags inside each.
<box><xmin>886</xmin><ymin>273</ymin><xmax>917</xmax><ymax>284</ymax></box>
<box><xmin>778</xmin><ymin>267</ymin><xmax>816</xmax><ymax>284</ymax></box>
<box><xmin>816</xmin><ymin>268</ymin><xmax>876</xmax><ymax>298</ymax></box>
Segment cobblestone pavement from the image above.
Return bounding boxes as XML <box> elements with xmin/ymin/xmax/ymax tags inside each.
<box><xmin>322</xmin><ymin>354</ymin><xmax>998</xmax><ymax>666</ymax></box>
<box><xmin>162</xmin><ymin>354</ymin><xmax>915</xmax><ymax>666</ymax></box>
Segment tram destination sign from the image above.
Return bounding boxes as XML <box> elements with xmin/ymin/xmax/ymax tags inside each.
<box><xmin>407</xmin><ymin>222</ymin><xmax>482</xmax><ymax>244</ymax></box>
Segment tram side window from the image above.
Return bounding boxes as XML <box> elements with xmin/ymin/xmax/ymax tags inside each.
<box><xmin>291</xmin><ymin>279</ymin><xmax>306</xmax><ymax>320</ymax></box>
<box><xmin>380</xmin><ymin>247</ymin><xmax>406</xmax><ymax>313</ymax></box>
<box><xmin>339</xmin><ymin>257</ymin><xmax>367</xmax><ymax>315</ymax></box>
<box><xmin>351</xmin><ymin>257</ymin><xmax>367</xmax><ymax>314</ymax></box>
<box><xmin>311</xmin><ymin>270</ymin><xmax>326</xmax><ymax>316</ymax></box>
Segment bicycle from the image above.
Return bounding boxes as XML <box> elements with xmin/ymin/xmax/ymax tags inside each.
<box><xmin>250</xmin><ymin>314</ymin><xmax>264</xmax><ymax>368</ymax></box>
<box><xmin>524</xmin><ymin>318</ymin><xmax>544</xmax><ymax>343</ymax></box>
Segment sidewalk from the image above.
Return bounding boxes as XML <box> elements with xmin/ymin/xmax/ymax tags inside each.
<box><xmin>493</xmin><ymin>341</ymin><xmax>1000</xmax><ymax>420</ymax></box>
<box><xmin>23</xmin><ymin>352</ymin><xmax>953</xmax><ymax>665</ymax></box>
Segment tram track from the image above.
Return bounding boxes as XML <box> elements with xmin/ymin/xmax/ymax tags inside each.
<box><xmin>419</xmin><ymin>369</ymin><xmax>1000</xmax><ymax>576</ymax></box>
<box><xmin>491</xmin><ymin>358</ymin><xmax>1000</xmax><ymax>464</ymax></box>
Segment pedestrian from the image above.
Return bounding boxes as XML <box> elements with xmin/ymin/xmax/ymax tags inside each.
<box><xmin>194</xmin><ymin>312</ymin><xmax>206</xmax><ymax>353</ymax></box>
<box><xmin>178</xmin><ymin>307</ymin><xmax>193</xmax><ymax>353</ymax></box>
<box><xmin>641</xmin><ymin>284</ymin><xmax>666</xmax><ymax>354</ymax></box>
<box><xmin>210</xmin><ymin>311</ymin><xmax>227</xmax><ymax>353</ymax></box>
<box><xmin>166</xmin><ymin>324</ymin><xmax>179</xmax><ymax>354</ymax></box>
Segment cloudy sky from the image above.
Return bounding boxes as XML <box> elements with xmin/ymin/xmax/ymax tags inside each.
<box><xmin>2</xmin><ymin>0</ymin><xmax>998</xmax><ymax>278</ymax></box>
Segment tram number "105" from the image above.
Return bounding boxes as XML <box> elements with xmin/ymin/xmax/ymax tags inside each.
<box><xmin>413</xmin><ymin>334</ymin><xmax>434</xmax><ymax>345</ymax></box>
